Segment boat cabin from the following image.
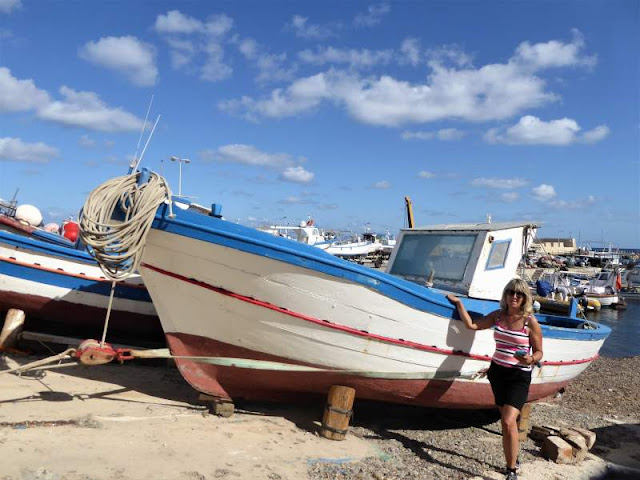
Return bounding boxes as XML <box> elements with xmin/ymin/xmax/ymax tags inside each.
<box><xmin>387</xmin><ymin>221</ymin><xmax>537</xmax><ymax>301</ymax></box>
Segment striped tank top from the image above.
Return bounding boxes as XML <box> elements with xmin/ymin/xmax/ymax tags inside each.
<box><xmin>492</xmin><ymin>314</ymin><xmax>532</xmax><ymax>371</ymax></box>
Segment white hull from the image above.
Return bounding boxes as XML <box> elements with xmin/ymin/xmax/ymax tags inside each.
<box><xmin>141</xmin><ymin>230</ymin><xmax>602</xmax><ymax>391</ymax></box>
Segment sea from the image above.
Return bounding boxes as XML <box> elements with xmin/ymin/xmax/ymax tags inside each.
<box><xmin>584</xmin><ymin>297</ymin><xmax>639</xmax><ymax>358</ymax></box>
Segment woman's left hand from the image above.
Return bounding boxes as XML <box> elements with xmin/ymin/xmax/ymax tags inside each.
<box><xmin>516</xmin><ymin>354</ymin><xmax>534</xmax><ymax>366</ymax></box>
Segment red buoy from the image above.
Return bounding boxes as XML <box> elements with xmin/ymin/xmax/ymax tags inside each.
<box><xmin>62</xmin><ymin>221</ymin><xmax>79</xmax><ymax>242</ymax></box>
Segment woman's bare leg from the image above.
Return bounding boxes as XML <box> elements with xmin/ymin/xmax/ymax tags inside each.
<box><xmin>500</xmin><ymin>405</ymin><xmax>520</xmax><ymax>469</ymax></box>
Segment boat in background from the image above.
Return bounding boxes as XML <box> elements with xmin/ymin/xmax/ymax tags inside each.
<box><xmin>81</xmin><ymin>172</ymin><xmax>610</xmax><ymax>410</ymax></box>
<box><xmin>0</xmin><ymin>203</ymin><xmax>162</xmax><ymax>343</ymax></box>
<box><xmin>322</xmin><ymin>234</ymin><xmax>382</xmax><ymax>261</ymax></box>
<box><xmin>575</xmin><ymin>269</ymin><xmax>622</xmax><ymax>308</ymax></box>
<box><xmin>258</xmin><ymin>219</ymin><xmax>334</xmax><ymax>250</ymax></box>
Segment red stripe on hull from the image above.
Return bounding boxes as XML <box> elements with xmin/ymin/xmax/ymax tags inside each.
<box><xmin>0</xmin><ymin>291</ymin><xmax>163</xmax><ymax>341</ymax></box>
<box><xmin>166</xmin><ymin>332</ymin><xmax>570</xmax><ymax>409</ymax></box>
<box><xmin>144</xmin><ymin>263</ymin><xmax>596</xmax><ymax>368</ymax></box>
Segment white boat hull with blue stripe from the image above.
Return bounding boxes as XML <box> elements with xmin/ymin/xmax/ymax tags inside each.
<box><xmin>136</xmin><ymin>202</ymin><xmax>610</xmax><ymax>408</ymax></box>
<box><xmin>0</xmin><ymin>221</ymin><xmax>162</xmax><ymax>342</ymax></box>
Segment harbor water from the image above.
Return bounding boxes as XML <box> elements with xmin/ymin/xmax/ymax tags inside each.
<box><xmin>585</xmin><ymin>298</ymin><xmax>639</xmax><ymax>358</ymax></box>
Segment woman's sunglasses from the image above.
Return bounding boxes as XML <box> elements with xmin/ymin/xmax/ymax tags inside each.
<box><xmin>506</xmin><ymin>289</ymin><xmax>526</xmax><ymax>298</ymax></box>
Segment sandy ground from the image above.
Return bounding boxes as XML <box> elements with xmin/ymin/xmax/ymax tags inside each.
<box><xmin>0</xmin><ymin>357</ymin><xmax>376</xmax><ymax>480</ymax></box>
<box><xmin>1</xmin><ymin>353</ymin><xmax>638</xmax><ymax>480</ymax></box>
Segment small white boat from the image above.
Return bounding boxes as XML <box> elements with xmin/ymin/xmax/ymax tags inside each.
<box><xmin>322</xmin><ymin>235</ymin><xmax>382</xmax><ymax>259</ymax></box>
<box><xmin>575</xmin><ymin>270</ymin><xmax>622</xmax><ymax>307</ymax></box>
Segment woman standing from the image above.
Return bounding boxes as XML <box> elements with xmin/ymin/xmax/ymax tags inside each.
<box><xmin>447</xmin><ymin>278</ymin><xmax>543</xmax><ymax>480</ymax></box>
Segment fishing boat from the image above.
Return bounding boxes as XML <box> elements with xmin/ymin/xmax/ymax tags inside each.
<box><xmin>0</xmin><ymin>209</ymin><xmax>162</xmax><ymax>342</ymax></box>
<box><xmin>81</xmin><ymin>172</ymin><xmax>611</xmax><ymax>409</ymax></box>
<box><xmin>575</xmin><ymin>269</ymin><xmax>622</xmax><ymax>308</ymax></box>
<box><xmin>323</xmin><ymin>235</ymin><xmax>382</xmax><ymax>260</ymax></box>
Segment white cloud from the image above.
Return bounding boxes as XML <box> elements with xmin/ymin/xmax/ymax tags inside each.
<box><xmin>549</xmin><ymin>195</ymin><xmax>596</xmax><ymax>210</ymax></box>
<box><xmin>418</xmin><ymin>171</ymin><xmax>434</xmax><ymax>179</ymax></box>
<box><xmin>279</xmin><ymin>166</ymin><xmax>314</xmax><ymax>183</ymax></box>
<box><xmin>155</xmin><ymin>11</ymin><xmax>234</xmax><ymax>82</ymax></box>
<box><xmin>0</xmin><ymin>68</ymin><xmax>144</xmax><ymax>132</ymax></box>
<box><xmin>201</xmin><ymin>144</ymin><xmax>295</xmax><ymax>168</ymax></box>
<box><xmin>0</xmin><ymin>137</ymin><xmax>58</xmax><ymax>163</ymax></box>
<box><xmin>236</xmin><ymin>36</ymin><xmax>295</xmax><ymax>84</ymax></box>
<box><xmin>155</xmin><ymin>10</ymin><xmax>233</xmax><ymax>36</ymax></box>
<box><xmin>203</xmin><ymin>14</ymin><xmax>234</xmax><ymax>37</ymax></box>
<box><xmin>402</xmin><ymin>128</ymin><xmax>465</xmax><ymax>141</ymax></box>
<box><xmin>400</xmin><ymin>38</ymin><xmax>421</xmax><ymax>66</ymax></box>
<box><xmin>403</xmin><ymin>130</ymin><xmax>434</xmax><ymax>140</ymax></box>
<box><xmin>532</xmin><ymin>184</ymin><xmax>557</xmax><ymax>202</ymax></box>
<box><xmin>484</xmin><ymin>115</ymin><xmax>609</xmax><ymax>145</ymax></box>
<box><xmin>289</xmin><ymin>15</ymin><xmax>338</xmax><ymax>40</ymax></box>
<box><xmin>79</xmin><ymin>36</ymin><xmax>157</xmax><ymax>87</ymax></box>
<box><xmin>373</xmin><ymin>180</ymin><xmax>390</xmax><ymax>189</ymax></box>
<box><xmin>513</xmin><ymin>29</ymin><xmax>596</xmax><ymax>70</ymax></box>
<box><xmin>582</xmin><ymin>125</ymin><xmax>610</xmax><ymax>144</ymax></box>
<box><xmin>166</xmin><ymin>38</ymin><xmax>196</xmax><ymax>69</ymax></box>
<box><xmin>37</xmin><ymin>86</ymin><xmax>144</xmax><ymax>132</ymax></box>
<box><xmin>299</xmin><ymin>46</ymin><xmax>393</xmax><ymax>69</ymax></box>
<box><xmin>501</xmin><ymin>192</ymin><xmax>519</xmax><ymax>202</ymax></box>
<box><xmin>354</xmin><ymin>3</ymin><xmax>390</xmax><ymax>27</ymax></box>
<box><xmin>200</xmin><ymin>42</ymin><xmax>232</xmax><ymax>81</ymax></box>
<box><xmin>79</xmin><ymin>135</ymin><xmax>96</xmax><ymax>148</ymax></box>
<box><xmin>0</xmin><ymin>0</ymin><xmax>20</xmax><ymax>14</ymax></box>
<box><xmin>472</xmin><ymin>177</ymin><xmax>528</xmax><ymax>189</ymax></box>
<box><xmin>154</xmin><ymin>10</ymin><xmax>204</xmax><ymax>34</ymax></box>
<box><xmin>219</xmin><ymin>72</ymin><xmax>330</xmax><ymax>119</ymax></box>
<box><xmin>425</xmin><ymin>45</ymin><xmax>473</xmax><ymax>68</ymax></box>
<box><xmin>0</xmin><ymin>67</ymin><xmax>50</xmax><ymax>112</ymax></box>
<box><xmin>437</xmin><ymin>128</ymin><xmax>465</xmax><ymax>141</ymax></box>
<box><xmin>220</xmin><ymin>32</ymin><xmax>595</xmax><ymax>127</ymax></box>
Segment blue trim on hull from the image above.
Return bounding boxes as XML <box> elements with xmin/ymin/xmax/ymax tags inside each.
<box><xmin>0</xmin><ymin>259</ymin><xmax>152</xmax><ymax>303</ymax></box>
<box><xmin>0</xmin><ymin>229</ymin><xmax>95</xmax><ymax>264</ymax></box>
<box><xmin>150</xmin><ymin>204</ymin><xmax>610</xmax><ymax>342</ymax></box>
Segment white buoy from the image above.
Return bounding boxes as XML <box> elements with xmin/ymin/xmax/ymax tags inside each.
<box><xmin>15</xmin><ymin>204</ymin><xmax>43</xmax><ymax>227</ymax></box>
<box><xmin>533</xmin><ymin>300</ymin><xmax>541</xmax><ymax>312</ymax></box>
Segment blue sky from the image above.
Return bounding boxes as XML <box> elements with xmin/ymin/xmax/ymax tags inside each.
<box><xmin>0</xmin><ymin>0</ymin><xmax>638</xmax><ymax>247</ymax></box>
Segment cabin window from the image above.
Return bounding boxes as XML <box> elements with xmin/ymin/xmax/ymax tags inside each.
<box><xmin>389</xmin><ymin>234</ymin><xmax>476</xmax><ymax>282</ymax></box>
<box><xmin>485</xmin><ymin>239</ymin><xmax>511</xmax><ymax>270</ymax></box>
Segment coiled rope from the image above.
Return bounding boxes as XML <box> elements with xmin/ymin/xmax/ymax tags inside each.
<box><xmin>79</xmin><ymin>172</ymin><xmax>172</xmax><ymax>281</ymax></box>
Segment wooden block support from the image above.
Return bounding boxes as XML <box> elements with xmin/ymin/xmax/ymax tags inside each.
<box><xmin>0</xmin><ymin>309</ymin><xmax>25</xmax><ymax>350</ymax></box>
<box><xmin>542</xmin><ymin>436</ymin><xmax>574</xmax><ymax>464</ymax></box>
<box><xmin>198</xmin><ymin>393</ymin><xmax>235</xmax><ymax>418</ymax></box>
<box><xmin>536</xmin><ymin>425</ymin><xmax>590</xmax><ymax>464</ymax></box>
<box><xmin>321</xmin><ymin>385</ymin><xmax>355</xmax><ymax>441</ymax></box>
<box><xmin>531</xmin><ymin>423</ymin><xmax>596</xmax><ymax>451</ymax></box>
<box><xmin>565</xmin><ymin>426</ymin><xmax>596</xmax><ymax>449</ymax></box>
<box><xmin>517</xmin><ymin>403</ymin><xmax>532</xmax><ymax>441</ymax></box>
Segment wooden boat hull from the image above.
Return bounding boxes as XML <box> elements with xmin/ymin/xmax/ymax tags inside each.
<box><xmin>0</xmin><ymin>230</ymin><xmax>162</xmax><ymax>342</ymax></box>
<box><xmin>139</xmin><ymin>205</ymin><xmax>610</xmax><ymax>409</ymax></box>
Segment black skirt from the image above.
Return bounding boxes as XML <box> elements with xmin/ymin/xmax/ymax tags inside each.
<box><xmin>487</xmin><ymin>362</ymin><xmax>532</xmax><ymax>411</ymax></box>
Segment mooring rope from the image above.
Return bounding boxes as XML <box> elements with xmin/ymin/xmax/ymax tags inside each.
<box><xmin>78</xmin><ymin>171</ymin><xmax>172</xmax><ymax>345</ymax></box>
<box><xmin>79</xmin><ymin>172</ymin><xmax>172</xmax><ymax>282</ymax></box>
<box><xmin>0</xmin><ymin>346</ymin><xmax>486</xmax><ymax>381</ymax></box>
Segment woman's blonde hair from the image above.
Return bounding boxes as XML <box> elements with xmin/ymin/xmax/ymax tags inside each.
<box><xmin>500</xmin><ymin>278</ymin><xmax>533</xmax><ymax>316</ymax></box>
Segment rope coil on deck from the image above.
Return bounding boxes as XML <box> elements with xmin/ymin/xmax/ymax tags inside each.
<box><xmin>79</xmin><ymin>172</ymin><xmax>172</xmax><ymax>281</ymax></box>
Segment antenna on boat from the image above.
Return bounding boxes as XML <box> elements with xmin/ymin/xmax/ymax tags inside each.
<box><xmin>133</xmin><ymin>114</ymin><xmax>161</xmax><ymax>172</ymax></box>
<box><xmin>128</xmin><ymin>95</ymin><xmax>160</xmax><ymax>174</ymax></box>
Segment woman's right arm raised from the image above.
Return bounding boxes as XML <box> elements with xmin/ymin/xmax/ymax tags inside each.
<box><xmin>446</xmin><ymin>294</ymin><xmax>496</xmax><ymax>331</ymax></box>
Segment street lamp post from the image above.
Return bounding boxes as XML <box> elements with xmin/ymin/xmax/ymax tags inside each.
<box><xmin>170</xmin><ymin>156</ymin><xmax>191</xmax><ymax>197</ymax></box>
